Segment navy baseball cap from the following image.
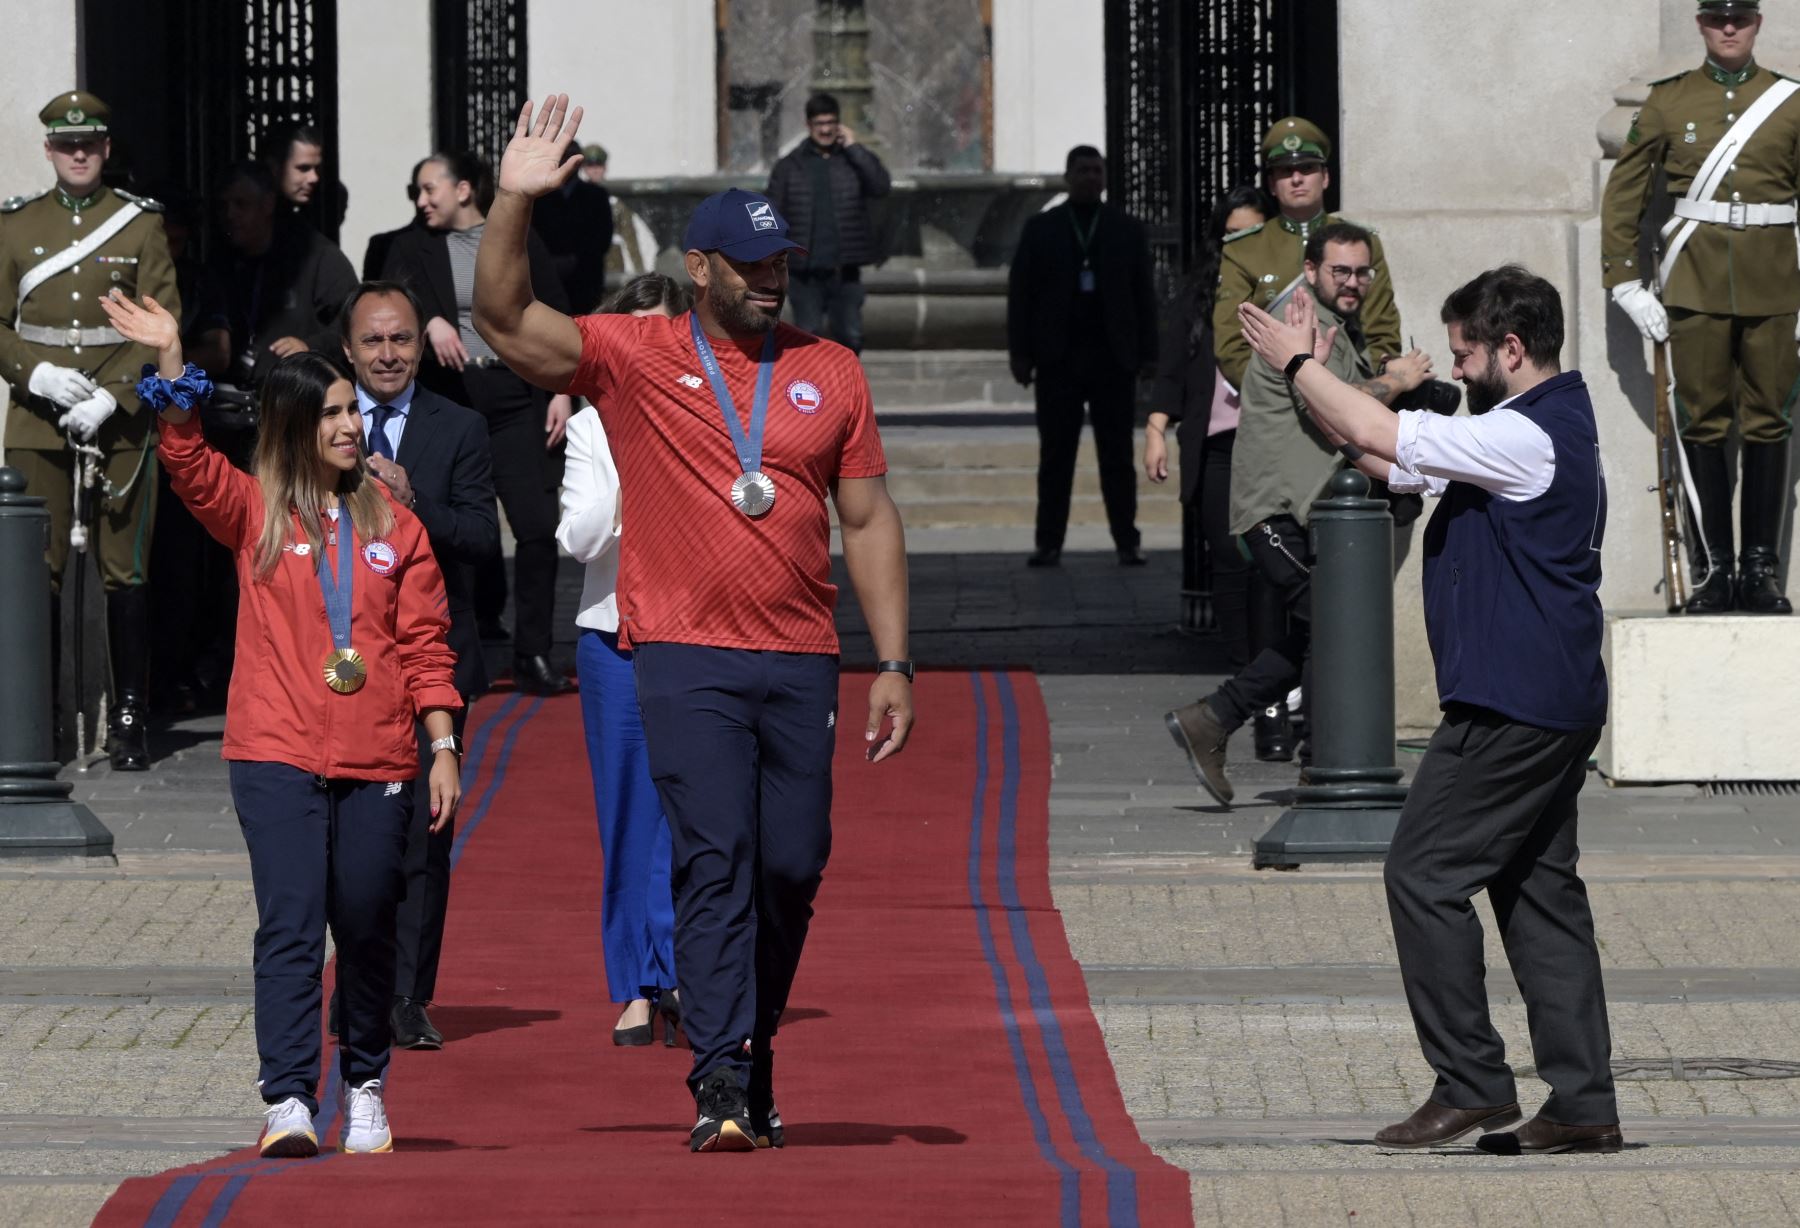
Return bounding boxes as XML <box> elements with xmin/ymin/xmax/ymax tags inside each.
<box><xmin>682</xmin><ymin>188</ymin><xmax>805</xmax><ymax>261</ymax></box>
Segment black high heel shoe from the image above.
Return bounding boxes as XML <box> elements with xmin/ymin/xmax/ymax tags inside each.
<box><xmin>612</xmin><ymin>999</ymin><xmax>655</xmax><ymax>1047</ymax></box>
<box><xmin>656</xmin><ymin>989</ymin><xmax>682</xmax><ymax>1048</ymax></box>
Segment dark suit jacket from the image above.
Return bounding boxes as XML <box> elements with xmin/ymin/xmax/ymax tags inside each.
<box><xmin>386</xmin><ymin>384</ymin><xmax>501</xmax><ymax>697</ymax></box>
<box><xmin>380</xmin><ymin>225</ymin><xmax>569</xmax><ymax>401</ymax></box>
<box><xmin>1150</xmin><ymin>285</ymin><xmax>1219</xmax><ymax>505</ymax></box>
<box><xmin>531</xmin><ymin>179</ymin><xmax>614</xmax><ymax>313</ymax></box>
<box><xmin>1007</xmin><ymin>201</ymin><xmax>1158</xmax><ymax>375</ymax></box>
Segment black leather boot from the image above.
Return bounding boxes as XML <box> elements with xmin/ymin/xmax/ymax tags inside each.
<box><xmin>1683</xmin><ymin>442</ymin><xmax>1735</xmax><ymax>613</ymax></box>
<box><xmin>106</xmin><ymin>587</ymin><xmax>152</xmax><ymax>771</ymax></box>
<box><xmin>1738</xmin><ymin>440</ymin><xmax>1794</xmax><ymax>615</ymax></box>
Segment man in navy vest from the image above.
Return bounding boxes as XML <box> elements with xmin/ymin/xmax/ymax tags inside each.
<box><xmin>1237</xmin><ymin>265</ymin><xmax>1620</xmax><ymax>1157</ymax></box>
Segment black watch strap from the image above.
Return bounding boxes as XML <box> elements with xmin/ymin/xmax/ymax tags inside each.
<box><xmin>876</xmin><ymin>659</ymin><xmax>915</xmax><ymax>682</ymax></box>
<box><xmin>1283</xmin><ymin>353</ymin><xmax>1312</xmax><ymax>381</ymax></box>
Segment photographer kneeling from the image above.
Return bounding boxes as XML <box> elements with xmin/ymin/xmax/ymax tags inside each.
<box><xmin>1165</xmin><ymin>222</ymin><xmax>1432</xmax><ymax>799</ymax></box>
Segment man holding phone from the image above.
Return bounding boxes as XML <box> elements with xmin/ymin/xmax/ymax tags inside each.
<box><xmin>766</xmin><ymin>91</ymin><xmax>891</xmax><ymax>354</ymax></box>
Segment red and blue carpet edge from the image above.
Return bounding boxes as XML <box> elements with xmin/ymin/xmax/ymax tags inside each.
<box><xmin>93</xmin><ymin>671</ymin><xmax>1188</xmax><ymax>1226</ymax></box>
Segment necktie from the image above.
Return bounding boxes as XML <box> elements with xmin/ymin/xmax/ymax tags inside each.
<box><xmin>369</xmin><ymin>405</ymin><xmax>398</xmax><ymax>460</ymax></box>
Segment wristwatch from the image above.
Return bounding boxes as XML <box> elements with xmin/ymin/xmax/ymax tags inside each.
<box><xmin>1283</xmin><ymin>353</ymin><xmax>1312</xmax><ymax>381</ymax></box>
<box><xmin>876</xmin><ymin>659</ymin><xmax>915</xmax><ymax>683</ymax></box>
<box><xmin>429</xmin><ymin>735</ymin><xmax>464</xmax><ymax>758</ymax></box>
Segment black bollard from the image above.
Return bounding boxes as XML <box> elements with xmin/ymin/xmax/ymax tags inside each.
<box><xmin>0</xmin><ymin>467</ymin><xmax>114</xmax><ymax>859</ymax></box>
<box><xmin>1253</xmin><ymin>469</ymin><xmax>1407</xmax><ymax>868</ymax></box>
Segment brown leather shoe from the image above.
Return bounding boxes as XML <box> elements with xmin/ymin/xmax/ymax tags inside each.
<box><xmin>1165</xmin><ymin>701</ymin><xmax>1234</xmax><ymax>805</ymax></box>
<box><xmin>1374</xmin><ymin>1099</ymin><xmax>1521</xmax><ymax>1149</ymax></box>
<box><xmin>1476</xmin><ymin>1115</ymin><xmax>1623</xmax><ymax>1156</ymax></box>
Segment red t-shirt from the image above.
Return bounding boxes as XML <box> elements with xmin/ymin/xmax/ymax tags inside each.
<box><xmin>563</xmin><ymin>311</ymin><xmax>886</xmax><ymax>654</ymax></box>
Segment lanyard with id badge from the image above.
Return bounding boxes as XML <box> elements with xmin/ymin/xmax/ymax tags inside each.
<box><xmin>1071</xmin><ymin>208</ymin><xmax>1100</xmax><ymax>294</ymax></box>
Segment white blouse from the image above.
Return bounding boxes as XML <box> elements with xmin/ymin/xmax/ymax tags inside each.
<box><xmin>556</xmin><ymin>406</ymin><xmax>624</xmax><ymax>633</ymax></box>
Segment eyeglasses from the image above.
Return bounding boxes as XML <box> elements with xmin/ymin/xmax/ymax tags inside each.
<box><xmin>1326</xmin><ymin>265</ymin><xmax>1376</xmax><ymax>283</ymax></box>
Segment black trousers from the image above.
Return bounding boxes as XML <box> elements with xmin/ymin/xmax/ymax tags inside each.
<box><xmin>788</xmin><ymin>265</ymin><xmax>866</xmax><ymax>354</ymax></box>
<box><xmin>632</xmin><ymin>643</ymin><xmax>837</xmax><ymax>1095</ymax></box>
<box><xmin>1209</xmin><ymin>514</ymin><xmax>1311</xmax><ymax>729</ymax></box>
<box><xmin>1194</xmin><ymin>430</ymin><xmax>1251</xmax><ymax>668</ymax></box>
<box><xmin>392</xmin><ymin>706</ymin><xmax>469</xmax><ymax>1003</ymax></box>
<box><xmin>462</xmin><ymin>366</ymin><xmax>564</xmax><ymax>658</ymax></box>
<box><xmin>1033</xmin><ymin>347</ymin><xmax>1139</xmax><ymax>553</ymax></box>
<box><xmin>1385</xmin><ymin>706</ymin><xmax>1616</xmax><ymax>1125</ymax></box>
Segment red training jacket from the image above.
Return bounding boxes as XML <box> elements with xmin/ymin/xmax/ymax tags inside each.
<box><xmin>158</xmin><ymin>415</ymin><xmax>462</xmax><ymax>780</ymax></box>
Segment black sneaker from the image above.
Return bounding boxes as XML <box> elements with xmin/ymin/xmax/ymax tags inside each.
<box><xmin>749</xmin><ymin>1051</ymin><xmax>783</xmax><ymax>1149</ymax></box>
<box><xmin>690</xmin><ymin>1069</ymin><xmax>755</xmax><ymax>1153</ymax></box>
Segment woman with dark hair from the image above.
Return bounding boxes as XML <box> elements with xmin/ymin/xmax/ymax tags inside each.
<box><xmin>383</xmin><ymin>150</ymin><xmax>576</xmax><ymax>695</ymax></box>
<box><xmin>557</xmin><ymin>272</ymin><xmax>692</xmax><ymax>1045</ymax></box>
<box><xmin>101</xmin><ymin>289</ymin><xmax>463</xmax><ymax>1159</ymax></box>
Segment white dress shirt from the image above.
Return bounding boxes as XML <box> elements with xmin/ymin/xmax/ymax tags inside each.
<box><xmin>556</xmin><ymin>406</ymin><xmax>624</xmax><ymax>632</ymax></box>
<box><xmin>356</xmin><ymin>380</ymin><xmax>417</xmax><ymax>457</ymax></box>
<box><xmin>1384</xmin><ymin>394</ymin><xmax>1559</xmax><ymax>502</ymax></box>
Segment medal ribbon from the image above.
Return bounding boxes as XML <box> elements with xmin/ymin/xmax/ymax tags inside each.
<box><xmin>690</xmin><ymin>312</ymin><xmax>776</xmax><ymax>477</ymax></box>
<box><xmin>316</xmin><ymin>500</ymin><xmax>354</xmax><ymax>653</ymax></box>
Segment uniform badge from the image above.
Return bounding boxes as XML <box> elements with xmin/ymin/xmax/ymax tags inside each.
<box><xmin>1282</xmin><ymin>134</ymin><xmax>1303</xmax><ymax>152</ymax></box>
<box><xmin>786</xmin><ymin>379</ymin><xmax>822</xmax><ymax>414</ymax></box>
<box><xmin>66</xmin><ymin>107</ymin><xmax>85</xmax><ymax>125</ymax></box>
<box><xmin>362</xmin><ymin>538</ymin><xmax>398</xmax><ymax>576</ymax></box>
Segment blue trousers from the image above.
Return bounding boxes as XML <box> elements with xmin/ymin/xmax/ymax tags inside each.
<box><xmin>577</xmin><ymin>629</ymin><xmax>677</xmax><ymax>1002</ymax></box>
<box><xmin>230</xmin><ymin>761</ymin><xmax>412</xmax><ymax>1112</ymax></box>
<box><xmin>632</xmin><ymin>644</ymin><xmax>837</xmax><ymax>1092</ymax></box>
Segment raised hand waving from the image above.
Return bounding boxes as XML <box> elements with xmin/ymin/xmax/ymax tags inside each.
<box><xmin>498</xmin><ymin>93</ymin><xmax>585</xmax><ymax>201</ymax></box>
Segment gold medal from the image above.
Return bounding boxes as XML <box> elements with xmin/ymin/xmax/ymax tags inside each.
<box><xmin>322</xmin><ymin>647</ymin><xmax>367</xmax><ymax>694</ymax></box>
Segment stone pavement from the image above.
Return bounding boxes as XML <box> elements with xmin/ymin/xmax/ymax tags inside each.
<box><xmin>6</xmin><ymin>548</ymin><xmax>1800</xmax><ymax>1226</ymax></box>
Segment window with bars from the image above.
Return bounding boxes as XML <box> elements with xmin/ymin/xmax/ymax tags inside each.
<box><xmin>433</xmin><ymin>0</ymin><xmax>530</xmax><ymax>166</ymax></box>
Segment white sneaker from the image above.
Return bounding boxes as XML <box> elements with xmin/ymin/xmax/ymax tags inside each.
<box><xmin>340</xmin><ymin>1079</ymin><xmax>394</xmax><ymax>1153</ymax></box>
<box><xmin>259</xmin><ymin>1096</ymin><xmax>318</xmax><ymax>1158</ymax></box>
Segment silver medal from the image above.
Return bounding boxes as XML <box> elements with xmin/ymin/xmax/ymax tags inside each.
<box><xmin>731</xmin><ymin>470</ymin><xmax>777</xmax><ymax>517</ymax></box>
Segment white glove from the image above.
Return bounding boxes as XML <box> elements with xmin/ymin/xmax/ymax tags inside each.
<box><xmin>29</xmin><ymin>361</ymin><xmax>97</xmax><ymax>409</ymax></box>
<box><xmin>1611</xmin><ymin>282</ymin><xmax>1669</xmax><ymax>343</ymax></box>
<box><xmin>57</xmin><ymin>388</ymin><xmax>117</xmax><ymax>440</ymax></box>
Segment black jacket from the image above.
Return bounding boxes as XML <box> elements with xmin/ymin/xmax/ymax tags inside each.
<box><xmin>1007</xmin><ymin>202</ymin><xmax>1158</xmax><ymax>376</ymax></box>
<box><xmin>532</xmin><ymin>178</ymin><xmax>614</xmax><ymax>313</ymax></box>
<box><xmin>388</xmin><ymin>385</ymin><xmax>501</xmax><ymax>697</ymax></box>
<box><xmin>1150</xmin><ymin>287</ymin><xmax>1219</xmax><ymax>505</ymax></box>
<box><xmin>766</xmin><ymin>140</ymin><xmax>892</xmax><ymax>269</ymax></box>
<box><xmin>380</xmin><ymin>225</ymin><xmax>569</xmax><ymax>401</ymax></box>
<box><xmin>214</xmin><ymin>217</ymin><xmax>359</xmax><ymax>387</ymax></box>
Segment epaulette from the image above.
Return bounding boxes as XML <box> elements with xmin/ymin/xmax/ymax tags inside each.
<box><xmin>1646</xmin><ymin>69</ymin><xmax>1689</xmax><ymax>87</ymax></box>
<box><xmin>1222</xmin><ymin>223</ymin><xmax>1263</xmax><ymax>244</ymax></box>
<box><xmin>112</xmin><ymin>189</ymin><xmax>165</xmax><ymax>213</ymax></box>
<box><xmin>0</xmin><ymin>189</ymin><xmax>47</xmax><ymax>213</ymax></box>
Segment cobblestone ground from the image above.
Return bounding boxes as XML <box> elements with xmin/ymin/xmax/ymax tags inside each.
<box><xmin>5</xmin><ymin>551</ymin><xmax>1799</xmax><ymax>1225</ymax></box>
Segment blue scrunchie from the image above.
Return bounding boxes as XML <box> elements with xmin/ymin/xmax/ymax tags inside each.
<box><xmin>136</xmin><ymin>362</ymin><xmax>214</xmax><ymax>413</ymax></box>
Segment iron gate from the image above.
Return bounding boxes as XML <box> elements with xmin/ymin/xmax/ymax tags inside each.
<box><xmin>1104</xmin><ymin>0</ymin><xmax>1339</xmax><ymax>631</ymax></box>
<box><xmin>84</xmin><ymin>0</ymin><xmax>340</xmax><ymax>244</ymax></box>
<box><xmin>434</xmin><ymin>0</ymin><xmax>531</xmax><ymax>166</ymax></box>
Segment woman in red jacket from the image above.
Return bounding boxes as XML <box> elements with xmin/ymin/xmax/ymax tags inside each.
<box><xmin>102</xmin><ymin>289</ymin><xmax>463</xmax><ymax>1159</ymax></box>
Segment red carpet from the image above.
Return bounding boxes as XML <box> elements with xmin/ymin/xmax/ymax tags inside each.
<box><xmin>94</xmin><ymin>671</ymin><xmax>1188</xmax><ymax>1226</ymax></box>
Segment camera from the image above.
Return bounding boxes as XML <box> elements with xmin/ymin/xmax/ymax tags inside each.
<box><xmin>1392</xmin><ymin>378</ymin><xmax>1462</xmax><ymax>415</ymax></box>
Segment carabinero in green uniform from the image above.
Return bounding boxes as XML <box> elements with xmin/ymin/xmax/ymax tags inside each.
<box><xmin>0</xmin><ymin>92</ymin><xmax>180</xmax><ymax>767</ymax></box>
<box><xmin>1601</xmin><ymin>0</ymin><xmax>1798</xmax><ymax>614</ymax></box>
<box><xmin>1212</xmin><ymin>117</ymin><xmax>1404</xmax><ymax>391</ymax></box>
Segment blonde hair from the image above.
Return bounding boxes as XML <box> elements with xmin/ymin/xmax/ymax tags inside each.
<box><xmin>250</xmin><ymin>353</ymin><xmax>394</xmax><ymax>578</ymax></box>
